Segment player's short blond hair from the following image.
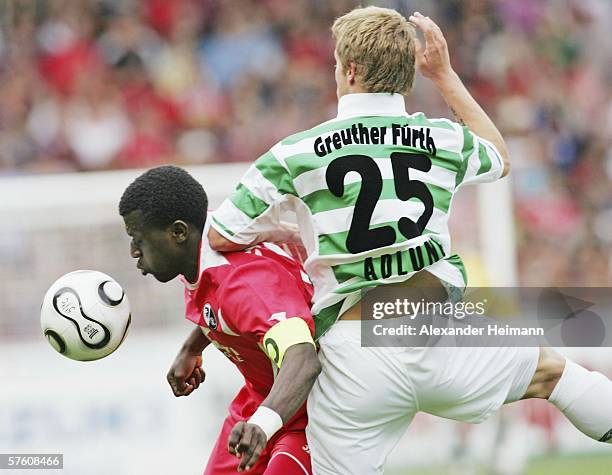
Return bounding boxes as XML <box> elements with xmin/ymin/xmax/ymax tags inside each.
<box><xmin>332</xmin><ymin>6</ymin><xmax>416</xmax><ymax>94</ymax></box>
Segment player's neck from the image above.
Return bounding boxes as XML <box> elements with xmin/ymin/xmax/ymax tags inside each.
<box><xmin>338</xmin><ymin>84</ymin><xmax>370</xmax><ymax>98</ymax></box>
<box><xmin>182</xmin><ymin>233</ymin><xmax>202</xmax><ymax>284</ymax></box>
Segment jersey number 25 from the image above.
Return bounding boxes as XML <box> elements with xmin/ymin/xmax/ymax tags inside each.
<box><xmin>325</xmin><ymin>152</ymin><xmax>434</xmax><ymax>254</ymax></box>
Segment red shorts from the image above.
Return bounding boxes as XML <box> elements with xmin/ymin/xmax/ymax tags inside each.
<box><xmin>203</xmin><ymin>414</ymin><xmax>312</xmax><ymax>475</ymax></box>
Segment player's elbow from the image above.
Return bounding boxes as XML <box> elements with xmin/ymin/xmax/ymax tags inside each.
<box><xmin>496</xmin><ymin>141</ymin><xmax>511</xmax><ymax>178</ymax></box>
<box><xmin>285</xmin><ymin>343</ymin><xmax>321</xmax><ymax>383</ymax></box>
<box><xmin>500</xmin><ymin>157</ymin><xmax>511</xmax><ymax>178</ymax></box>
<box><xmin>208</xmin><ymin>227</ymin><xmax>242</xmax><ymax>252</ymax></box>
<box><xmin>302</xmin><ymin>349</ymin><xmax>322</xmax><ymax>385</ymax></box>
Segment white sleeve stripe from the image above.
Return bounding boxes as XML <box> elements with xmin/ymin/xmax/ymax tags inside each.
<box><xmin>210</xmin><ymin>217</ymin><xmax>252</xmax><ymax>245</ymax></box>
<box><xmin>216</xmin><ymin>308</ymin><xmax>239</xmax><ymax>336</ymax></box>
<box><xmin>216</xmin><ymin>199</ymin><xmax>255</xmax><ymax>229</ymax></box>
<box><xmin>269</xmin><ymin>452</ymin><xmax>309</xmax><ymax>475</ymax></box>
<box><xmin>240</xmin><ymin>163</ymin><xmax>283</xmax><ymax>204</ymax></box>
<box><xmin>463</xmin><ymin>145</ymin><xmax>481</xmax><ymax>181</ymax></box>
<box><xmin>211</xmin><ymin>201</ymin><xmax>256</xmax><ymax>244</ymax></box>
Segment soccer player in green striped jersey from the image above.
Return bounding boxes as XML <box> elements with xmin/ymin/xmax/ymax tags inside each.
<box><xmin>209</xmin><ymin>16</ymin><xmax>508</xmax><ymax>337</ymax></box>
<box><xmin>209</xmin><ymin>7</ymin><xmax>612</xmax><ymax>474</ymax></box>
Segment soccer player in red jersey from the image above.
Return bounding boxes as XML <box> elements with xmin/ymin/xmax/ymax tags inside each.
<box><xmin>119</xmin><ymin>166</ymin><xmax>318</xmax><ymax>474</ymax></box>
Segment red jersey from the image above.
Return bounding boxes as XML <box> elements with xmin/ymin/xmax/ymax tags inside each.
<box><xmin>181</xmin><ymin>237</ymin><xmax>315</xmax><ymax>430</ymax></box>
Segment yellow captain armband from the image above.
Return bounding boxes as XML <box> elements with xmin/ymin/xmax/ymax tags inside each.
<box><xmin>263</xmin><ymin>317</ymin><xmax>315</xmax><ymax>368</ymax></box>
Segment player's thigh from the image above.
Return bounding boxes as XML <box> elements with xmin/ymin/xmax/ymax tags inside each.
<box><xmin>307</xmin><ymin>321</ymin><xmax>417</xmax><ymax>475</ymax></box>
<box><xmin>417</xmin><ymin>345</ymin><xmax>539</xmax><ymax>423</ymax></box>
<box><xmin>265</xmin><ymin>431</ymin><xmax>311</xmax><ymax>475</ymax></box>
<box><xmin>204</xmin><ymin>414</ymin><xmax>270</xmax><ymax>475</ymax></box>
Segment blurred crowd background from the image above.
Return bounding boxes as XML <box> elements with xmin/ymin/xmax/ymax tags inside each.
<box><xmin>2</xmin><ymin>3</ymin><xmax>612</xmax><ymax>472</ymax></box>
<box><xmin>1</xmin><ymin>0</ymin><xmax>611</xmax><ymax>287</ymax></box>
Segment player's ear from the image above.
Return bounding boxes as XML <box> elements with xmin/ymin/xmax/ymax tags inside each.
<box><xmin>170</xmin><ymin>220</ymin><xmax>189</xmax><ymax>244</ymax></box>
<box><xmin>347</xmin><ymin>62</ymin><xmax>357</xmax><ymax>84</ymax></box>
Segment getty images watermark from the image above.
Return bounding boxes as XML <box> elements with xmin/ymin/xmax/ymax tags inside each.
<box><xmin>361</xmin><ymin>287</ymin><xmax>612</xmax><ymax>347</ymax></box>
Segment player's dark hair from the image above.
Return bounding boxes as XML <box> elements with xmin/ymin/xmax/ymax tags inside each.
<box><xmin>119</xmin><ymin>165</ymin><xmax>208</xmax><ymax>233</ymax></box>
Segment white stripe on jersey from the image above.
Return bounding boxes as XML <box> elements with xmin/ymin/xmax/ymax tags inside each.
<box><xmin>271</xmin><ymin>139</ymin><xmax>316</xmax><ymax>165</ymax></box>
<box><xmin>292</xmin><ymin>158</ymin><xmax>457</xmax><ymax>198</ymax></box>
<box><xmin>463</xmin><ymin>145</ymin><xmax>482</xmax><ymax>184</ymax></box>
<box><xmin>216</xmin><ymin>308</ymin><xmax>239</xmax><ymax>336</ymax></box>
<box><xmin>214</xmin><ymin>199</ymin><xmax>258</xmax><ymax>242</ymax></box>
<box><xmin>425</xmin><ymin>259</ymin><xmax>467</xmax><ymax>289</ymax></box>
<box><xmin>261</xmin><ymin>241</ymin><xmax>292</xmax><ymax>258</ymax></box>
<box><xmin>269</xmin><ymin>452</ymin><xmax>310</xmax><ymax>475</ymax></box>
<box><xmin>312</xmin><ymin>199</ymin><xmax>449</xmax><ymax>236</ymax></box>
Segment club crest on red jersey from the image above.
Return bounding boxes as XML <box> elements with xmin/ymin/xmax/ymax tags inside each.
<box><xmin>203</xmin><ymin>303</ymin><xmax>218</xmax><ymax>330</ymax></box>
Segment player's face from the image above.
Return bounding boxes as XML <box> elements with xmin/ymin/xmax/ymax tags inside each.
<box><xmin>123</xmin><ymin>210</ymin><xmax>182</xmax><ymax>283</ymax></box>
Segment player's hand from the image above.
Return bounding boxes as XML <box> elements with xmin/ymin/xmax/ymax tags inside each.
<box><xmin>276</xmin><ymin>222</ymin><xmax>301</xmax><ymax>245</ymax></box>
<box><xmin>409</xmin><ymin>12</ymin><xmax>453</xmax><ymax>82</ymax></box>
<box><xmin>166</xmin><ymin>351</ymin><xmax>205</xmax><ymax>397</ymax></box>
<box><xmin>228</xmin><ymin>421</ymin><xmax>267</xmax><ymax>472</ymax></box>
<box><xmin>261</xmin><ymin>222</ymin><xmax>303</xmax><ymax>246</ymax></box>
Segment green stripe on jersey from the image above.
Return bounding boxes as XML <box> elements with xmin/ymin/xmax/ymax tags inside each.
<box><xmin>282</xmin><ymin>116</ymin><xmax>406</xmax><ymax>146</ymax></box>
<box><xmin>302</xmin><ymin>180</ymin><xmax>452</xmax><ymax>215</ymax></box>
<box><xmin>444</xmin><ymin>253</ymin><xmax>468</xmax><ymax>284</ymax></box>
<box><xmin>255</xmin><ymin>151</ymin><xmax>298</xmax><ymax>196</ymax></box>
<box><xmin>330</xmin><ymin>236</ymin><xmax>446</xmax><ymax>290</ymax></box>
<box><xmin>408</xmin><ymin>112</ymin><xmax>455</xmax><ymax>130</ymax></box>
<box><xmin>211</xmin><ymin>216</ymin><xmax>235</xmax><ymax>237</ymax></box>
<box><xmin>386</xmin><ymin>144</ymin><xmax>462</xmax><ymax>171</ymax></box>
<box><xmin>230</xmin><ymin>183</ymin><xmax>269</xmax><ymax>219</ymax></box>
<box><xmin>318</xmin><ymin>222</ymin><xmax>439</xmax><ymax>257</ymax></box>
<box><xmin>283</xmin><ymin>122</ymin><xmax>463</xmax><ymax>178</ymax></box>
<box><xmin>477</xmin><ymin>143</ymin><xmax>492</xmax><ymax>175</ymax></box>
<box><xmin>456</xmin><ymin>127</ymin><xmax>474</xmax><ymax>186</ymax></box>
<box><xmin>282</xmin><ymin>113</ymin><xmax>459</xmax><ymax>146</ymax></box>
<box><xmin>285</xmin><ymin>146</ymin><xmax>461</xmax><ymax>181</ymax></box>
<box><xmin>314</xmin><ymin>300</ymin><xmax>344</xmax><ymax>340</ymax></box>
<box><xmin>286</xmin><ymin>145</ymin><xmax>383</xmax><ymax>178</ymax></box>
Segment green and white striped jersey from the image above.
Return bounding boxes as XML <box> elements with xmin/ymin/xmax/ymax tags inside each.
<box><xmin>211</xmin><ymin>93</ymin><xmax>504</xmax><ymax>338</ymax></box>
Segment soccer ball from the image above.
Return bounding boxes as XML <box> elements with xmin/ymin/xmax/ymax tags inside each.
<box><xmin>40</xmin><ymin>270</ymin><xmax>131</xmax><ymax>361</ymax></box>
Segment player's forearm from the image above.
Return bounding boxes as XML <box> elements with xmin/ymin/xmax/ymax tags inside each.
<box><xmin>181</xmin><ymin>327</ymin><xmax>211</xmax><ymax>355</ymax></box>
<box><xmin>433</xmin><ymin>70</ymin><xmax>510</xmax><ymax>176</ymax></box>
<box><xmin>256</xmin><ymin>222</ymin><xmax>301</xmax><ymax>245</ymax></box>
<box><xmin>260</xmin><ymin>343</ymin><xmax>321</xmax><ymax>424</ymax></box>
<box><xmin>208</xmin><ymin>227</ymin><xmax>248</xmax><ymax>252</ymax></box>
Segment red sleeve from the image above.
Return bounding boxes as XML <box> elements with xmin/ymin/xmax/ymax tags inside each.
<box><xmin>215</xmin><ymin>260</ymin><xmax>315</xmax><ymax>343</ymax></box>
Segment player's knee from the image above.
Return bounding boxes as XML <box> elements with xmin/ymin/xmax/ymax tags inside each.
<box><xmin>524</xmin><ymin>347</ymin><xmax>566</xmax><ymax>399</ymax></box>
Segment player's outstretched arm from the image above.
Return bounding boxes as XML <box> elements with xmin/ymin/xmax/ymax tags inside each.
<box><xmin>166</xmin><ymin>327</ymin><xmax>210</xmax><ymax>397</ymax></box>
<box><xmin>409</xmin><ymin>12</ymin><xmax>510</xmax><ymax>177</ymax></box>
<box><xmin>228</xmin><ymin>340</ymin><xmax>320</xmax><ymax>472</ymax></box>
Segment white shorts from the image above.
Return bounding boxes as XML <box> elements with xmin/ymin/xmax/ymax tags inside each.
<box><xmin>306</xmin><ymin>321</ymin><xmax>539</xmax><ymax>475</ymax></box>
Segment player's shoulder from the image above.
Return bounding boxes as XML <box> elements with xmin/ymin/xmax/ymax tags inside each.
<box><xmin>266</xmin><ymin>117</ymin><xmax>349</xmax><ymax>173</ymax></box>
<box><xmin>277</xmin><ymin>117</ymin><xmax>339</xmax><ymax>148</ymax></box>
<box><xmin>224</xmin><ymin>244</ymin><xmax>298</xmax><ymax>279</ymax></box>
<box><xmin>406</xmin><ymin>111</ymin><xmax>464</xmax><ymax>135</ymax></box>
